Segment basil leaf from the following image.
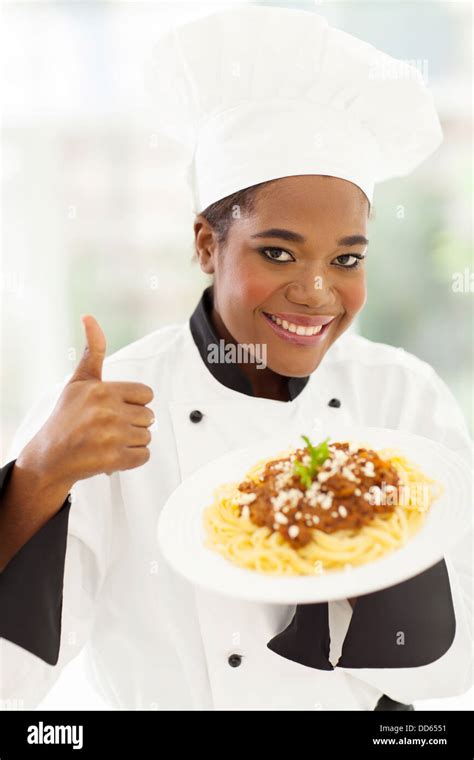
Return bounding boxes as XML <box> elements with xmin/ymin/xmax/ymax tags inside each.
<box><xmin>293</xmin><ymin>435</ymin><xmax>331</xmax><ymax>488</ymax></box>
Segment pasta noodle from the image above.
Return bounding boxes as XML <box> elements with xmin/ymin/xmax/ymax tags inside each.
<box><xmin>203</xmin><ymin>443</ymin><xmax>442</xmax><ymax>576</ymax></box>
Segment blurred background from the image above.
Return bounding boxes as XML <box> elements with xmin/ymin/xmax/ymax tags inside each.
<box><xmin>1</xmin><ymin>0</ymin><xmax>472</xmax><ymax>710</ymax></box>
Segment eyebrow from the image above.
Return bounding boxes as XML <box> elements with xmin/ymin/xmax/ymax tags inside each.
<box><xmin>250</xmin><ymin>228</ymin><xmax>369</xmax><ymax>247</ymax></box>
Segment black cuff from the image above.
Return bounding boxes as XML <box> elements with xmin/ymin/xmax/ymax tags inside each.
<box><xmin>266</xmin><ymin>602</ymin><xmax>334</xmax><ymax>670</ymax></box>
<box><xmin>337</xmin><ymin>559</ymin><xmax>456</xmax><ymax>669</ymax></box>
<box><xmin>0</xmin><ymin>459</ymin><xmax>72</xmax><ymax>665</ymax></box>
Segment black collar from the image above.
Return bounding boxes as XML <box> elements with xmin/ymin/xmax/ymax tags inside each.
<box><xmin>189</xmin><ymin>285</ymin><xmax>310</xmax><ymax>399</ymax></box>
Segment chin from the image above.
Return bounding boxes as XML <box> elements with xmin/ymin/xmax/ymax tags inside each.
<box><xmin>267</xmin><ymin>349</ymin><xmax>325</xmax><ymax>378</ymax></box>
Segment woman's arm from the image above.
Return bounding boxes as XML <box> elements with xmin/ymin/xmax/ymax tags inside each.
<box><xmin>0</xmin><ymin>454</ymin><xmax>72</xmax><ymax>572</ymax></box>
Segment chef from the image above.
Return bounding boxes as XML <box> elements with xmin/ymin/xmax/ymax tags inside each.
<box><xmin>0</xmin><ymin>6</ymin><xmax>472</xmax><ymax>711</ymax></box>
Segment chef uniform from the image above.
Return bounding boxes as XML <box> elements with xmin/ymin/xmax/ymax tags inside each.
<box><xmin>1</xmin><ymin>6</ymin><xmax>473</xmax><ymax>711</ymax></box>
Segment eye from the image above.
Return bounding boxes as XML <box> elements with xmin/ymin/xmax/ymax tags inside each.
<box><xmin>333</xmin><ymin>253</ymin><xmax>366</xmax><ymax>269</ymax></box>
<box><xmin>257</xmin><ymin>247</ymin><xmax>295</xmax><ymax>263</ymax></box>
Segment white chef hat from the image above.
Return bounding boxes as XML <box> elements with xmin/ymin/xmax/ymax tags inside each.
<box><xmin>146</xmin><ymin>5</ymin><xmax>443</xmax><ymax>215</ymax></box>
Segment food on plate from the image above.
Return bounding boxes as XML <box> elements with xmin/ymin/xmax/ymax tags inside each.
<box><xmin>203</xmin><ymin>435</ymin><xmax>442</xmax><ymax>575</ymax></box>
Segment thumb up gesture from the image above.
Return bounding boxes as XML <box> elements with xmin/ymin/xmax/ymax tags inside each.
<box><xmin>22</xmin><ymin>315</ymin><xmax>155</xmax><ymax>492</ymax></box>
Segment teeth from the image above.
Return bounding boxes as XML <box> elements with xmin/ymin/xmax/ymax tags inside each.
<box><xmin>269</xmin><ymin>314</ymin><xmax>324</xmax><ymax>336</ymax></box>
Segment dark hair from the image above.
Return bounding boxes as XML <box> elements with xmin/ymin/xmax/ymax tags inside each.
<box><xmin>199</xmin><ymin>180</ymin><xmax>274</xmax><ymax>247</ymax></box>
<box><xmin>198</xmin><ymin>177</ymin><xmax>372</xmax><ymax>249</ymax></box>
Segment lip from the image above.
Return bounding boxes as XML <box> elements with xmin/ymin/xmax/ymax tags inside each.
<box><xmin>264</xmin><ymin>311</ymin><xmax>335</xmax><ymax>328</ymax></box>
<box><xmin>261</xmin><ymin>311</ymin><xmax>336</xmax><ymax>346</ymax></box>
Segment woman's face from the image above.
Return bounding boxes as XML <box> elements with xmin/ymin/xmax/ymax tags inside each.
<box><xmin>195</xmin><ymin>175</ymin><xmax>369</xmax><ymax>377</ymax></box>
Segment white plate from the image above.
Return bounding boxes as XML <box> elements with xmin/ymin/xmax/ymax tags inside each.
<box><xmin>157</xmin><ymin>426</ymin><xmax>473</xmax><ymax>604</ymax></box>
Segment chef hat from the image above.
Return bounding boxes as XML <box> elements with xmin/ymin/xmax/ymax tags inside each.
<box><xmin>146</xmin><ymin>5</ymin><xmax>443</xmax><ymax>215</ymax></box>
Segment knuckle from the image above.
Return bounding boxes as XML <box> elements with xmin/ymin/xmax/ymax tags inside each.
<box><xmin>90</xmin><ymin>382</ymin><xmax>107</xmax><ymax>401</ymax></box>
<box><xmin>98</xmin><ymin>426</ymin><xmax>120</xmax><ymax>446</ymax></box>
<box><xmin>94</xmin><ymin>406</ymin><xmax>118</xmax><ymax>426</ymax></box>
<box><xmin>93</xmin><ymin>407</ymin><xmax>109</xmax><ymax>423</ymax></box>
<box><xmin>89</xmin><ymin>405</ymin><xmax>113</xmax><ymax>426</ymax></box>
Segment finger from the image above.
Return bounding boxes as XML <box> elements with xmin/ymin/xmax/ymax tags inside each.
<box><xmin>107</xmin><ymin>381</ymin><xmax>154</xmax><ymax>405</ymax></box>
<box><xmin>123</xmin><ymin>404</ymin><xmax>155</xmax><ymax>428</ymax></box>
<box><xmin>71</xmin><ymin>315</ymin><xmax>107</xmax><ymax>382</ymax></box>
<box><xmin>125</xmin><ymin>425</ymin><xmax>152</xmax><ymax>447</ymax></box>
<box><xmin>119</xmin><ymin>446</ymin><xmax>151</xmax><ymax>471</ymax></box>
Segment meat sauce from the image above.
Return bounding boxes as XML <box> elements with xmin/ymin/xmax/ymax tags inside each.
<box><xmin>236</xmin><ymin>442</ymin><xmax>401</xmax><ymax>548</ymax></box>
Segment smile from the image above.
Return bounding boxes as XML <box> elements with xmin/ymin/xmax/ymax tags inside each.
<box><xmin>262</xmin><ymin>311</ymin><xmax>336</xmax><ymax>346</ymax></box>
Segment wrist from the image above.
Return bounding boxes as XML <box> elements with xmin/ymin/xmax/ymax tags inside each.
<box><xmin>15</xmin><ymin>444</ymin><xmax>75</xmax><ymax>498</ymax></box>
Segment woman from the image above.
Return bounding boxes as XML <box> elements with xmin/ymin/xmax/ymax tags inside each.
<box><xmin>0</xmin><ymin>6</ymin><xmax>472</xmax><ymax>711</ymax></box>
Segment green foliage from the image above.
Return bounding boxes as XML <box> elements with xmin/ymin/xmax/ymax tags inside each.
<box><xmin>293</xmin><ymin>435</ymin><xmax>330</xmax><ymax>489</ymax></box>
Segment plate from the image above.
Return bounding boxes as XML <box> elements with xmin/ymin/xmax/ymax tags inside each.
<box><xmin>157</xmin><ymin>425</ymin><xmax>472</xmax><ymax>604</ymax></box>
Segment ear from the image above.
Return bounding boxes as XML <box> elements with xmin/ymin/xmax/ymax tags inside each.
<box><xmin>193</xmin><ymin>215</ymin><xmax>219</xmax><ymax>274</ymax></box>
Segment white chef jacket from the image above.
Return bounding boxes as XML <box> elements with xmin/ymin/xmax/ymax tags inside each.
<box><xmin>1</xmin><ymin>319</ymin><xmax>472</xmax><ymax>710</ymax></box>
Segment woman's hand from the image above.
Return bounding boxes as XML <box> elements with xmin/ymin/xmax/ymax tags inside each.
<box><xmin>0</xmin><ymin>315</ymin><xmax>155</xmax><ymax>571</ymax></box>
<box><xmin>16</xmin><ymin>314</ymin><xmax>155</xmax><ymax>492</ymax></box>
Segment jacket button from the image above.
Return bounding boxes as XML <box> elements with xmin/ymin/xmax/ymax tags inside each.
<box><xmin>227</xmin><ymin>654</ymin><xmax>242</xmax><ymax>668</ymax></box>
<box><xmin>189</xmin><ymin>410</ymin><xmax>203</xmax><ymax>423</ymax></box>
<box><xmin>328</xmin><ymin>398</ymin><xmax>341</xmax><ymax>408</ymax></box>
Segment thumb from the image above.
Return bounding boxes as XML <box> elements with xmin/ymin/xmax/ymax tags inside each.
<box><xmin>70</xmin><ymin>314</ymin><xmax>107</xmax><ymax>382</ymax></box>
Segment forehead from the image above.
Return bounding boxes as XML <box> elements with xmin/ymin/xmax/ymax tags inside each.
<box><xmin>249</xmin><ymin>175</ymin><xmax>369</xmax><ymax>233</ymax></box>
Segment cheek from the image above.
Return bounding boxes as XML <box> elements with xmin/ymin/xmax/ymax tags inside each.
<box><xmin>239</xmin><ymin>279</ymin><xmax>273</xmax><ymax>311</ymax></box>
<box><xmin>223</xmin><ymin>261</ymin><xmax>276</xmax><ymax>313</ymax></box>
<box><xmin>339</xmin><ymin>275</ymin><xmax>367</xmax><ymax>316</ymax></box>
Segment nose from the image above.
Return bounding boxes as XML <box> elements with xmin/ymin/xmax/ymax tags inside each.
<box><xmin>284</xmin><ymin>264</ymin><xmax>338</xmax><ymax>310</ymax></box>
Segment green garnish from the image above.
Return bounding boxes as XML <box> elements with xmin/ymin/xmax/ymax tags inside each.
<box><xmin>293</xmin><ymin>435</ymin><xmax>330</xmax><ymax>488</ymax></box>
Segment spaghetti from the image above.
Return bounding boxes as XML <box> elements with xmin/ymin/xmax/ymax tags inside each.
<box><xmin>203</xmin><ymin>437</ymin><xmax>442</xmax><ymax>576</ymax></box>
